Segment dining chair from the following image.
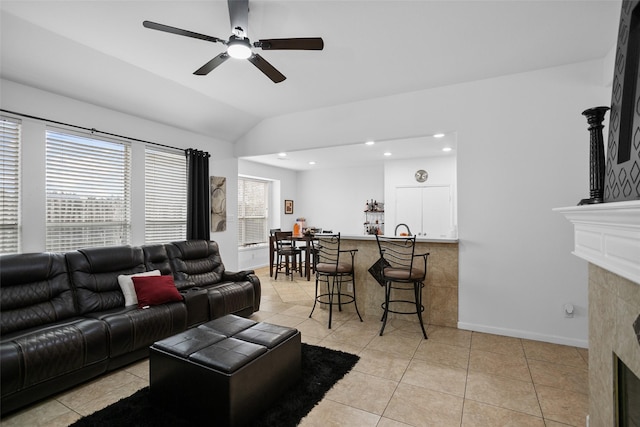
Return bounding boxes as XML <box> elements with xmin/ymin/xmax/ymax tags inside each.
<box><xmin>309</xmin><ymin>233</ymin><xmax>362</xmax><ymax>329</ymax></box>
<box><xmin>296</xmin><ymin>232</ymin><xmax>319</xmax><ymax>276</ymax></box>
<box><xmin>274</xmin><ymin>231</ymin><xmax>302</xmax><ymax>281</ymax></box>
<box><xmin>374</xmin><ymin>235</ymin><xmax>429</xmax><ymax>338</ymax></box>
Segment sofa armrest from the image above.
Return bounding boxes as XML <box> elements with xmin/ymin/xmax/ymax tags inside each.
<box><xmin>173</xmin><ymin>279</ymin><xmax>197</xmax><ymax>291</ymax></box>
<box><xmin>179</xmin><ymin>287</ymin><xmax>209</xmax><ymax>326</ymax></box>
<box><xmin>222</xmin><ymin>270</ymin><xmax>255</xmax><ymax>282</ymax></box>
<box><xmin>220</xmin><ymin>271</ymin><xmax>261</xmax><ymax>313</ymax></box>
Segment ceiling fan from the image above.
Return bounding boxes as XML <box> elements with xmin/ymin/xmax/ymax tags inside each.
<box><xmin>143</xmin><ymin>0</ymin><xmax>324</xmax><ymax>83</ymax></box>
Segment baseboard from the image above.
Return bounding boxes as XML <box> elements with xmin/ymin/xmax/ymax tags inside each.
<box><xmin>457</xmin><ymin>321</ymin><xmax>588</xmax><ymax>348</ymax></box>
<box><xmin>243</xmin><ymin>262</ymin><xmax>268</xmax><ymax>271</ymax></box>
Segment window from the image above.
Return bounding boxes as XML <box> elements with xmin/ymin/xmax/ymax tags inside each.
<box><xmin>145</xmin><ymin>147</ymin><xmax>187</xmax><ymax>243</ymax></box>
<box><xmin>46</xmin><ymin>129</ymin><xmax>131</xmax><ymax>251</ymax></box>
<box><xmin>0</xmin><ymin>117</ymin><xmax>21</xmax><ymax>254</ymax></box>
<box><xmin>237</xmin><ymin>177</ymin><xmax>269</xmax><ymax>247</ymax></box>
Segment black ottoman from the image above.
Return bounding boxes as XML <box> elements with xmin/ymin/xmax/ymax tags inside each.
<box><xmin>149</xmin><ymin>315</ymin><xmax>301</xmax><ymax>427</ymax></box>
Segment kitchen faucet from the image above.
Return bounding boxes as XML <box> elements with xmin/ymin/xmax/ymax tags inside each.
<box><xmin>394</xmin><ymin>223</ymin><xmax>412</xmax><ymax>236</ymax></box>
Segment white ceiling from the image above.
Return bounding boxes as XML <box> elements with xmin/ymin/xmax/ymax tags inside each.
<box><xmin>0</xmin><ymin>0</ymin><xmax>621</xmax><ymax>154</ymax></box>
<box><xmin>243</xmin><ymin>132</ymin><xmax>457</xmax><ymax>170</ymax></box>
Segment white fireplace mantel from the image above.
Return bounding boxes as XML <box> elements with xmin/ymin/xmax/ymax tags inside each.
<box><xmin>554</xmin><ymin>200</ymin><xmax>640</xmax><ymax>285</ymax></box>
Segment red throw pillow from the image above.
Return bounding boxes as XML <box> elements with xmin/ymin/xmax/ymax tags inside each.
<box><xmin>132</xmin><ymin>275</ymin><xmax>183</xmax><ymax>309</ymax></box>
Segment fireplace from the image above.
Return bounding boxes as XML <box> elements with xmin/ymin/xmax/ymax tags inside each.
<box><xmin>555</xmin><ymin>200</ymin><xmax>640</xmax><ymax>427</ymax></box>
<box><xmin>617</xmin><ymin>355</ymin><xmax>640</xmax><ymax>426</ymax></box>
<box><xmin>556</xmin><ymin>3</ymin><xmax>640</xmax><ymax>424</ymax></box>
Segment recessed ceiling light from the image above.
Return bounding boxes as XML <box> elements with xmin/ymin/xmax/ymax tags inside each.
<box><xmin>433</xmin><ymin>133</ymin><xmax>445</xmax><ymax>138</ymax></box>
<box><xmin>383</xmin><ymin>152</ymin><xmax>392</xmax><ymax>156</ymax></box>
<box><xmin>278</xmin><ymin>152</ymin><xmax>287</xmax><ymax>157</ymax></box>
<box><xmin>308</xmin><ymin>161</ymin><xmax>316</xmax><ymax>165</ymax></box>
<box><xmin>442</xmin><ymin>147</ymin><xmax>452</xmax><ymax>152</ymax></box>
<box><xmin>365</xmin><ymin>140</ymin><xmax>375</xmax><ymax>145</ymax></box>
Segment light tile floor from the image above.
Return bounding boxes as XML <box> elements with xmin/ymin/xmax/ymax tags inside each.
<box><xmin>2</xmin><ymin>267</ymin><xmax>589</xmax><ymax>427</ymax></box>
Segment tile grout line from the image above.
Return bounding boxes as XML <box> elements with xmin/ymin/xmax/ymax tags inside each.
<box><xmin>521</xmin><ymin>337</ymin><xmax>548</xmax><ymax>425</ymax></box>
<box><xmin>459</xmin><ymin>330</ymin><xmax>475</xmax><ymax>427</ymax></box>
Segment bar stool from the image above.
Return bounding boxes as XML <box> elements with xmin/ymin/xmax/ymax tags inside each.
<box><xmin>274</xmin><ymin>231</ymin><xmax>301</xmax><ymax>281</ymax></box>
<box><xmin>309</xmin><ymin>233</ymin><xmax>363</xmax><ymax>328</ymax></box>
<box><xmin>302</xmin><ymin>228</ymin><xmax>327</xmax><ymax>274</ymax></box>
<box><xmin>374</xmin><ymin>235</ymin><xmax>429</xmax><ymax>339</ymax></box>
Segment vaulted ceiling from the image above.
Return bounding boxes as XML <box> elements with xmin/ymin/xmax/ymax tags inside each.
<box><xmin>0</xmin><ymin>0</ymin><xmax>621</xmax><ymax>144</ymax></box>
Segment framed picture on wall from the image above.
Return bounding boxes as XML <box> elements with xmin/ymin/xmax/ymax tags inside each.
<box><xmin>284</xmin><ymin>199</ymin><xmax>294</xmax><ymax>215</ymax></box>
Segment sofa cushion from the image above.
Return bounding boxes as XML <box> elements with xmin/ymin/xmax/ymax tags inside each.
<box><xmin>84</xmin><ymin>304</ymin><xmax>187</xmax><ymax>358</ymax></box>
<box><xmin>141</xmin><ymin>244</ymin><xmax>173</xmax><ymax>276</ymax></box>
<box><xmin>118</xmin><ymin>270</ymin><xmax>161</xmax><ymax>306</ymax></box>
<box><xmin>166</xmin><ymin>240</ymin><xmax>225</xmax><ymax>288</ymax></box>
<box><xmin>67</xmin><ymin>246</ymin><xmax>147</xmax><ymax>314</ymax></box>
<box><xmin>1</xmin><ymin>318</ymin><xmax>109</xmax><ymax>398</ymax></box>
<box><xmin>0</xmin><ymin>253</ymin><xmax>77</xmax><ymax>335</ymax></box>
<box><xmin>133</xmin><ymin>275</ymin><xmax>183</xmax><ymax>308</ymax></box>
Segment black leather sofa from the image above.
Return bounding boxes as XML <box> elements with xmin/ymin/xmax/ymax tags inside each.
<box><xmin>0</xmin><ymin>240</ymin><xmax>260</xmax><ymax>416</ymax></box>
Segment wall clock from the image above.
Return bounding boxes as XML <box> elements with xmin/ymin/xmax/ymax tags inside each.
<box><xmin>415</xmin><ymin>169</ymin><xmax>428</xmax><ymax>182</ymax></box>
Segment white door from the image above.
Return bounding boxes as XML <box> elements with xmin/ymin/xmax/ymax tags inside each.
<box><xmin>421</xmin><ymin>186</ymin><xmax>451</xmax><ymax>238</ymax></box>
<box><xmin>395</xmin><ymin>187</ymin><xmax>422</xmax><ymax>236</ymax></box>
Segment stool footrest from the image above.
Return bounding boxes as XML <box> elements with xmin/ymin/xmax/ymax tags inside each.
<box><xmin>314</xmin><ymin>292</ymin><xmax>357</xmax><ymax>306</ymax></box>
<box><xmin>381</xmin><ymin>300</ymin><xmax>425</xmax><ymax>315</ymax></box>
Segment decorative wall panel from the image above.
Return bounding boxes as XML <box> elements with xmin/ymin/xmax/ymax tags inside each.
<box><xmin>605</xmin><ymin>0</ymin><xmax>640</xmax><ymax>202</ymax></box>
<box><xmin>210</xmin><ymin>176</ymin><xmax>227</xmax><ymax>232</ymax></box>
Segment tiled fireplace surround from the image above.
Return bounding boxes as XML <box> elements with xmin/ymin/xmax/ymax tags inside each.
<box><xmin>556</xmin><ymin>200</ymin><xmax>640</xmax><ymax>426</ymax></box>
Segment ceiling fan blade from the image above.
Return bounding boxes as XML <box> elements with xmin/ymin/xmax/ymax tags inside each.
<box><xmin>194</xmin><ymin>53</ymin><xmax>230</xmax><ymax>75</ymax></box>
<box><xmin>248</xmin><ymin>54</ymin><xmax>286</xmax><ymax>83</ymax></box>
<box><xmin>143</xmin><ymin>21</ymin><xmax>224</xmax><ymax>44</ymax></box>
<box><xmin>228</xmin><ymin>0</ymin><xmax>249</xmax><ymax>37</ymax></box>
<box><xmin>255</xmin><ymin>38</ymin><xmax>324</xmax><ymax>51</ymax></box>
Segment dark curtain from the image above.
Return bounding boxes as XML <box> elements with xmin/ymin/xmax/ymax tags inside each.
<box><xmin>186</xmin><ymin>148</ymin><xmax>211</xmax><ymax>240</ymax></box>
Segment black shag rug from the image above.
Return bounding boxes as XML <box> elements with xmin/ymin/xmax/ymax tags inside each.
<box><xmin>70</xmin><ymin>343</ymin><xmax>359</xmax><ymax>427</ymax></box>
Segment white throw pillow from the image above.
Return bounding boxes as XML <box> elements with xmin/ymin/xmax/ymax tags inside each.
<box><xmin>118</xmin><ymin>270</ymin><xmax>161</xmax><ymax>306</ymax></box>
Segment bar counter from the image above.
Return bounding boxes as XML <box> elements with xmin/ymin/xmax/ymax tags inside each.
<box><xmin>338</xmin><ymin>235</ymin><xmax>459</xmax><ymax>328</ymax></box>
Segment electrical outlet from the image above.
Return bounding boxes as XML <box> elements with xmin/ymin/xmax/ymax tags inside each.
<box><xmin>564</xmin><ymin>303</ymin><xmax>574</xmax><ymax>318</ymax></box>
<box><xmin>347</xmin><ymin>283</ymin><xmax>353</xmax><ymax>292</ymax></box>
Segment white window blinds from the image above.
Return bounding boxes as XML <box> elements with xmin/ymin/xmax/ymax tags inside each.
<box><xmin>145</xmin><ymin>147</ymin><xmax>187</xmax><ymax>243</ymax></box>
<box><xmin>1</xmin><ymin>117</ymin><xmax>21</xmax><ymax>254</ymax></box>
<box><xmin>237</xmin><ymin>177</ymin><xmax>269</xmax><ymax>247</ymax></box>
<box><xmin>46</xmin><ymin>129</ymin><xmax>131</xmax><ymax>251</ymax></box>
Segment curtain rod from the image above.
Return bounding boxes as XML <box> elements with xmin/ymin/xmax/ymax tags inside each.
<box><xmin>1</xmin><ymin>109</ymin><xmax>184</xmax><ymax>152</ymax></box>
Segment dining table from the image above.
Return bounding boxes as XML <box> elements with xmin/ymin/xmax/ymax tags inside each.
<box><xmin>269</xmin><ymin>233</ymin><xmax>314</xmax><ymax>281</ymax></box>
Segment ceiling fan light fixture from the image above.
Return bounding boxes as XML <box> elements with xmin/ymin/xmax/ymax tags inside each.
<box><xmin>143</xmin><ymin>2</ymin><xmax>324</xmax><ymax>82</ymax></box>
<box><xmin>227</xmin><ymin>36</ymin><xmax>252</xmax><ymax>59</ymax></box>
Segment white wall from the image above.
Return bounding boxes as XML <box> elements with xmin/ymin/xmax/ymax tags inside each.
<box><xmin>454</xmin><ymin>64</ymin><xmax>604</xmax><ymax>347</ymax></box>
<box><xmin>295</xmin><ymin>165</ymin><xmax>384</xmax><ymax>235</ymax></box>
<box><xmin>1</xmin><ymin>79</ymin><xmax>241</xmax><ymax>270</ymax></box>
<box><xmin>235</xmin><ymin>59</ymin><xmax>612</xmax><ymax>347</ymax></box>
<box><xmin>236</xmin><ymin>161</ymin><xmax>382</xmax><ymax>269</ymax></box>
<box><xmin>237</xmin><ymin>159</ymin><xmax>297</xmax><ymax>270</ymax></box>
<box><xmin>238</xmin><ymin>159</ymin><xmax>298</xmax><ymax>230</ymax></box>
